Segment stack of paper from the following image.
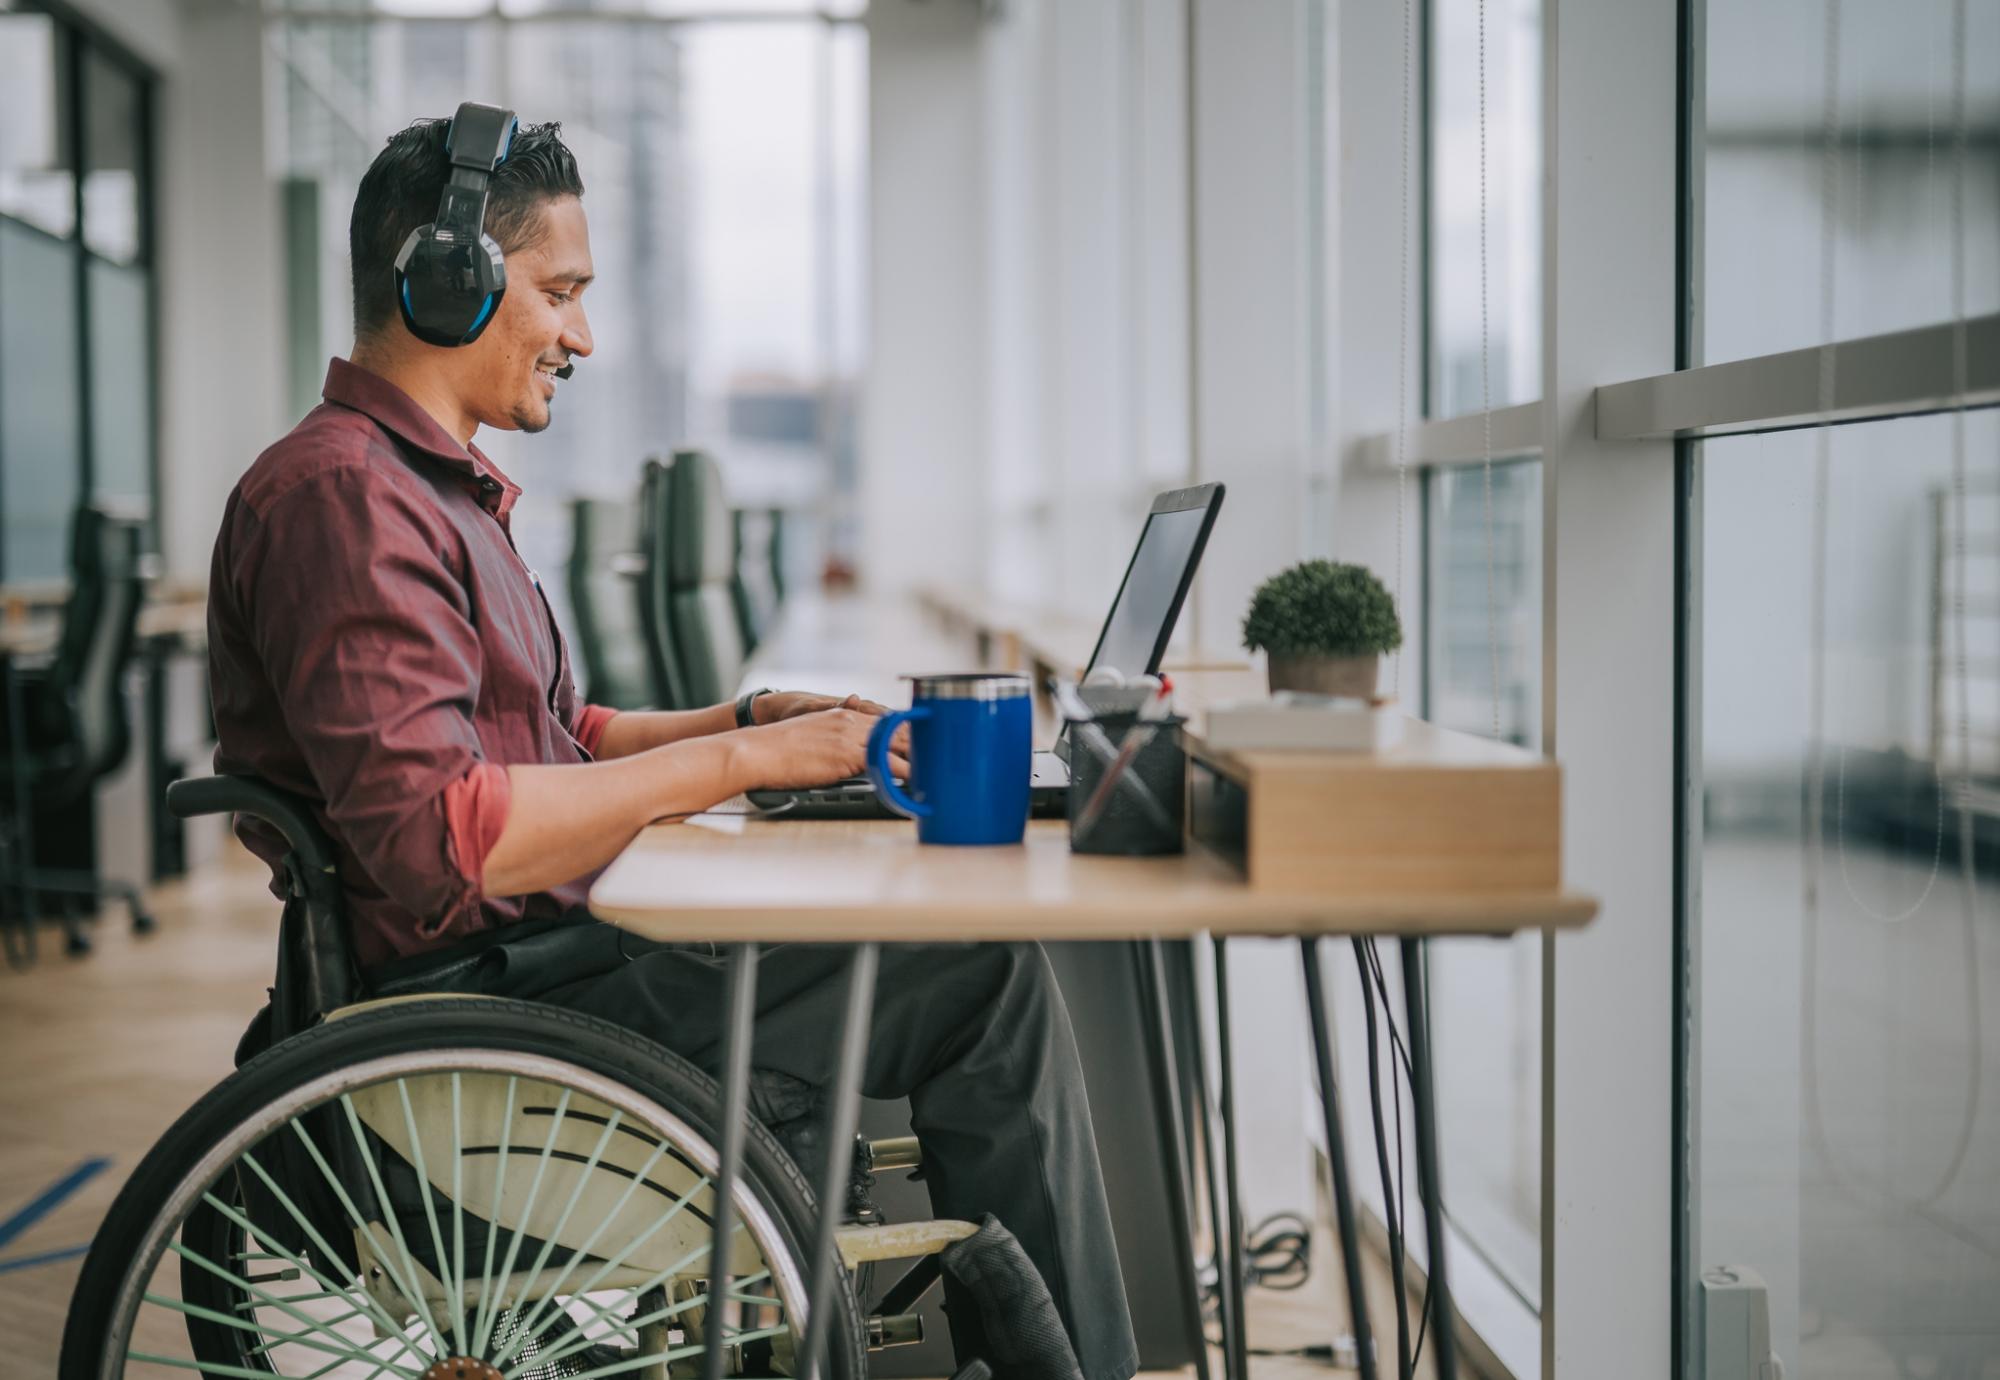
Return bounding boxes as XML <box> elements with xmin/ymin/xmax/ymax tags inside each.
<box><xmin>1201</xmin><ymin>693</ymin><xmax>1404</xmax><ymax>752</ymax></box>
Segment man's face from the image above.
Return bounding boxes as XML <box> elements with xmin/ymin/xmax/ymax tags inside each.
<box><xmin>459</xmin><ymin>195</ymin><xmax>595</xmax><ymax>435</ymax></box>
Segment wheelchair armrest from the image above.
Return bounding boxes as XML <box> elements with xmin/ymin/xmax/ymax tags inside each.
<box><xmin>166</xmin><ymin>775</ymin><xmax>339</xmax><ymax>875</ymax></box>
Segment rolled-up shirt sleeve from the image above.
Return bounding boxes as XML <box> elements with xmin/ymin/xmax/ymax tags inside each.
<box><xmin>235</xmin><ymin>467</ymin><xmax>495</xmax><ymax>938</ymax></box>
<box><xmin>572</xmin><ymin>703</ymin><xmax>618</xmax><ymax>757</ymax></box>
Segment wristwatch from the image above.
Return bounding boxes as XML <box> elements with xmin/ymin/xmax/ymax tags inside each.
<box><xmin>735</xmin><ymin>687</ymin><xmax>774</xmax><ymax>729</ymax></box>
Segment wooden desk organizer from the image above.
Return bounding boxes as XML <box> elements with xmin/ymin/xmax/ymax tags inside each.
<box><xmin>1184</xmin><ymin>715</ymin><xmax>1562</xmax><ymax>896</ymax></box>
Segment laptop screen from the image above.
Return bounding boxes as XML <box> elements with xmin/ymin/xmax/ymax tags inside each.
<box><xmin>1085</xmin><ymin>504</ymin><xmax>1212</xmax><ymax>682</ymax></box>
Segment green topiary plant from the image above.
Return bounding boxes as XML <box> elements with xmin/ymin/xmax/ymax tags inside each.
<box><xmin>1242</xmin><ymin>560</ymin><xmax>1403</xmax><ymax>658</ymax></box>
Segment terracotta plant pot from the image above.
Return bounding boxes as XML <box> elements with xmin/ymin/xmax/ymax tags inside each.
<box><xmin>1266</xmin><ymin>652</ymin><xmax>1380</xmax><ymax>699</ymax></box>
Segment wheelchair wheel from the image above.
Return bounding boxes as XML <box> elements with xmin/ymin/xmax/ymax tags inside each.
<box><xmin>61</xmin><ymin>997</ymin><xmax>865</xmax><ymax>1380</ymax></box>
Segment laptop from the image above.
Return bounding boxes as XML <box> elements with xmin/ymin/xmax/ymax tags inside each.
<box><xmin>747</xmin><ymin>481</ymin><xmax>1226</xmax><ymax>820</ymax></box>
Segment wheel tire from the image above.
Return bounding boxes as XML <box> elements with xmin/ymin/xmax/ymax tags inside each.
<box><xmin>177</xmin><ymin>1176</ymin><xmax>278</xmax><ymax>1373</ymax></box>
<box><xmin>61</xmin><ymin>996</ymin><xmax>866</xmax><ymax>1380</ymax></box>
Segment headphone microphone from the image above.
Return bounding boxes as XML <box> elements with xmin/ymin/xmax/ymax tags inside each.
<box><xmin>393</xmin><ymin>101</ymin><xmax>519</xmax><ymax>348</ymax></box>
<box><xmin>555</xmin><ymin>363</ymin><xmax>575</xmax><ymax>380</ymax></box>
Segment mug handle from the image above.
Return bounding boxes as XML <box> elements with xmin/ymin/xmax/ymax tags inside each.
<box><xmin>866</xmin><ymin>706</ymin><xmax>931</xmax><ymax>819</ymax></box>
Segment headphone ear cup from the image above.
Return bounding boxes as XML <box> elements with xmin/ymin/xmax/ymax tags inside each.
<box><xmin>393</xmin><ymin>225</ymin><xmax>509</xmax><ymax>347</ymax></box>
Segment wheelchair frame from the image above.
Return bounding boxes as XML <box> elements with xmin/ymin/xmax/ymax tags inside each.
<box><xmin>62</xmin><ymin>774</ymin><xmax>983</xmax><ymax>1380</ymax></box>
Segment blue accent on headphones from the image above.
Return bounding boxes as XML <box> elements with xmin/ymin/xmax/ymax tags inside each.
<box><xmin>392</xmin><ymin>102</ymin><xmax>518</xmax><ymax>348</ymax></box>
<box><xmin>467</xmin><ymin>293</ymin><xmax>497</xmax><ymax>336</ymax></box>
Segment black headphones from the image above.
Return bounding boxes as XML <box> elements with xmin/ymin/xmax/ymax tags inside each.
<box><xmin>393</xmin><ymin>101</ymin><xmax>520</xmax><ymax>348</ymax></box>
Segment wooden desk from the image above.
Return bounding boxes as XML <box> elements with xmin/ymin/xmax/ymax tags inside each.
<box><xmin>593</xmin><ymin>818</ymin><xmax>1594</xmax><ymax>944</ymax></box>
<box><xmin>590</xmin><ymin>593</ymin><xmax>1593</xmax><ymax>1380</ymax></box>
<box><xmin>0</xmin><ymin>591</ymin><xmax>206</xmax><ymax>657</ymax></box>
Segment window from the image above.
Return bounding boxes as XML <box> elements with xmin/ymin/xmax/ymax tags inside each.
<box><xmin>0</xmin><ymin>10</ymin><xmax>75</xmax><ymax>239</ymax></box>
<box><xmin>1684</xmin><ymin>3</ymin><xmax>2000</xmax><ymax>1375</ymax></box>
<box><xmin>268</xmin><ymin>8</ymin><xmax>865</xmax><ymax>619</ymax></box>
<box><xmin>0</xmin><ymin>218</ymin><xmax>83</xmax><ymax>579</ymax></box>
<box><xmin>1418</xmin><ymin>0</ymin><xmax>1547</xmax><ymax>1335</ymax></box>
<box><xmin>1701</xmin><ymin>0</ymin><xmax>2000</xmax><ymax>365</ymax></box>
<box><xmin>1425</xmin><ymin>459</ymin><xmax>1541</xmax><ymax>751</ymax></box>
<box><xmin>1427</xmin><ymin>0</ymin><xmax>1540</xmax><ymax>415</ymax></box>
<box><xmin>1694</xmin><ymin>411</ymin><xmax>2000</xmax><ymax>1377</ymax></box>
<box><xmin>0</xmin><ymin>5</ymin><xmax>156</xmax><ymax>580</ymax></box>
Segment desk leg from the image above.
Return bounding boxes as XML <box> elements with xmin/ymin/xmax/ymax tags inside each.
<box><xmin>704</xmin><ymin>942</ymin><xmax>761</xmax><ymax>1380</ymax></box>
<box><xmin>1211</xmin><ymin>938</ymin><xmax>1250</xmax><ymax>1380</ymax></box>
<box><xmin>3</xmin><ymin>659</ymin><xmax>35</xmax><ymax>966</ymax></box>
<box><xmin>799</xmin><ymin>942</ymin><xmax>878</xmax><ymax>1380</ymax></box>
<box><xmin>1136</xmin><ymin>938</ymin><xmax>1214</xmax><ymax>1380</ymax></box>
<box><xmin>1174</xmin><ymin>941</ymin><xmax>1237</xmax><ymax>1378</ymax></box>
<box><xmin>1398</xmin><ymin>938</ymin><xmax>1456</xmax><ymax>1380</ymax></box>
<box><xmin>1300</xmin><ymin>939</ymin><xmax>1377</xmax><ymax>1380</ymax></box>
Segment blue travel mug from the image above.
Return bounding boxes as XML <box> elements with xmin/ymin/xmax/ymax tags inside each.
<box><xmin>865</xmin><ymin>674</ymin><xmax>1033</xmax><ymax>845</ymax></box>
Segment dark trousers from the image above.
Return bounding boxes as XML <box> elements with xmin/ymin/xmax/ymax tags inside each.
<box><xmin>376</xmin><ymin>921</ymin><xmax>1139</xmax><ymax>1380</ymax></box>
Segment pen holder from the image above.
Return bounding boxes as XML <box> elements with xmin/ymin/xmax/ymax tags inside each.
<box><xmin>1067</xmin><ymin>713</ymin><xmax>1187</xmax><ymax>856</ymax></box>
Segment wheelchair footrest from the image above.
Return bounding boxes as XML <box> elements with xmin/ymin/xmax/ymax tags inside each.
<box><xmin>835</xmin><ymin>1217</ymin><xmax>978</xmax><ymax>1267</ymax></box>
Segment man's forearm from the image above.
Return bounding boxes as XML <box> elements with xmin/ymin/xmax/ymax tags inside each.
<box><xmin>481</xmin><ymin>732</ymin><xmax>751</xmax><ymax>896</ymax></box>
<box><xmin>592</xmin><ymin>702</ymin><xmax>738</xmax><ymax>759</ymax></box>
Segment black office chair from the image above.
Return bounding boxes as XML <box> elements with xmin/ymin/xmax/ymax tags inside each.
<box><xmin>768</xmin><ymin>506</ymin><xmax>788</xmax><ymax>604</ymax></box>
<box><xmin>665</xmin><ymin>449</ymin><xmax>750</xmax><ymax>709</ymax></box>
<box><xmin>733</xmin><ymin>507</ymin><xmax>786</xmax><ymax>655</ymax></box>
<box><xmin>638</xmin><ymin>457</ymin><xmax>695</xmax><ymax>710</ymax></box>
<box><xmin>0</xmin><ymin>505</ymin><xmax>156</xmax><ymax>960</ymax></box>
<box><xmin>563</xmin><ymin>496</ymin><xmax>655</xmax><ymax>710</ymax></box>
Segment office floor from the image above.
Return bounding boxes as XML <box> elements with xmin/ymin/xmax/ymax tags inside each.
<box><xmin>0</xmin><ymin>843</ymin><xmax>1441</xmax><ymax>1380</ymax></box>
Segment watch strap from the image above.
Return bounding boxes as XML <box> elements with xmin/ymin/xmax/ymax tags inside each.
<box><xmin>735</xmin><ymin>688</ymin><xmax>773</xmax><ymax>729</ymax></box>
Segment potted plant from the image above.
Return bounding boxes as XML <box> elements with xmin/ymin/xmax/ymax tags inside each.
<box><xmin>1241</xmin><ymin>559</ymin><xmax>1402</xmax><ymax>698</ymax></box>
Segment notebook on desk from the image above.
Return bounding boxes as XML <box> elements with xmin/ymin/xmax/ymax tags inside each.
<box><xmin>746</xmin><ymin>481</ymin><xmax>1227</xmax><ymax>820</ymax></box>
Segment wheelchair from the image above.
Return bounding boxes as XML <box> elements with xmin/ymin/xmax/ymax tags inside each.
<box><xmin>60</xmin><ymin>776</ymin><xmax>992</xmax><ymax>1380</ymax></box>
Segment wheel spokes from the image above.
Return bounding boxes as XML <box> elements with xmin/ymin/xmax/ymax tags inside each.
<box><xmin>111</xmin><ymin>1058</ymin><xmax>823</xmax><ymax>1379</ymax></box>
<box><xmin>337</xmin><ymin>1094</ymin><xmax>451</xmax><ymax>1353</ymax></box>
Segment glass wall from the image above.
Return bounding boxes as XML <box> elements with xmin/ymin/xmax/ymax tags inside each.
<box><xmin>0</xmin><ymin>4</ymin><xmax>156</xmax><ymax>581</ymax></box>
<box><xmin>1701</xmin><ymin>0</ymin><xmax>2000</xmax><ymax>365</ymax></box>
<box><xmin>1688</xmin><ymin>2</ymin><xmax>2000</xmax><ymax>1374</ymax></box>
<box><xmin>267</xmin><ymin>6</ymin><xmax>866</xmax><ymax>620</ymax></box>
<box><xmin>1419</xmin><ymin>0</ymin><xmax>1547</xmax><ymax>1326</ymax></box>
<box><xmin>1426</xmin><ymin>459</ymin><xmax>1541</xmax><ymax>751</ymax></box>
<box><xmin>1696</xmin><ymin>412</ymin><xmax>2000</xmax><ymax>1378</ymax></box>
<box><xmin>1427</xmin><ymin>0</ymin><xmax>1540</xmax><ymax>415</ymax></box>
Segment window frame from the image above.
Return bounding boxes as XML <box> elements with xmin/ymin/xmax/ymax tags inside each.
<box><xmin>0</xmin><ymin>0</ymin><xmax>161</xmax><ymax>580</ymax></box>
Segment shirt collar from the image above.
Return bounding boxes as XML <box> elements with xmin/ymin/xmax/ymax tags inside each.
<box><xmin>321</xmin><ymin>357</ymin><xmax>524</xmax><ymax>516</ymax></box>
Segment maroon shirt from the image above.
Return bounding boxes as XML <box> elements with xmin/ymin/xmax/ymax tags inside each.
<box><xmin>209</xmin><ymin>358</ymin><xmax>596</xmax><ymax>970</ymax></box>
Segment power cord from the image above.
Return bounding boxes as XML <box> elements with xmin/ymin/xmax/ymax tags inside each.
<box><xmin>1355</xmin><ymin>936</ymin><xmax>1435</xmax><ymax>1374</ymax></box>
<box><xmin>1200</xmin><ymin>1212</ymin><xmax>1316</xmax><ymax>1343</ymax></box>
<box><xmin>1241</xmin><ymin>1212</ymin><xmax>1314</xmax><ymax>1292</ymax></box>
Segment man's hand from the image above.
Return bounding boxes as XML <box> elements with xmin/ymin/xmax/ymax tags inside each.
<box><xmin>754</xmin><ymin>690</ymin><xmax>893</xmax><ymax>723</ymax></box>
<box><xmin>753</xmin><ymin>691</ymin><xmax>912</xmax><ymax>766</ymax></box>
<box><xmin>740</xmin><ymin>706</ymin><xmax>913</xmax><ymax>789</ymax></box>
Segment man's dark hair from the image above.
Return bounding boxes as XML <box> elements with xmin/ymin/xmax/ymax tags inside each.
<box><xmin>348</xmin><ymin>116</ymin><xmax>584</xmax><ymax>339</ymax></box>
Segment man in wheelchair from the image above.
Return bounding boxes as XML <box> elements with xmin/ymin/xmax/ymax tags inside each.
<box><xmin>189</xmin><ymin>114</ymin><xmax>1137</xmax><ymax>1379</ymax></box>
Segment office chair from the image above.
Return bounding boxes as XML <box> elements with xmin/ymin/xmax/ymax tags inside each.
<box><xmin>638</xmin><ymin>457</ymin><xmax>695</xmax><ymax>711</ymax></box>
<box><xmin>563</xmin><ymin>496</ymin><xmax>655</xmax><ymax>710</ymax></box>
<box><xmin>664</xmin><ymin>449</ymin><xmax>749</xmax><ymax>709</ymax></box>
<box><xmin>768</xmin><ymin>507</ymin><xmax>788</xmax><ymax>604</ymax></box>
<box><xmin>734</xmin><ymin>508</ymin><xmax>790</xmax><ymax>656</ymax></box>
<box><xmin>0</xmin><ymin>505</ymin><xmax>156</xmax><ymax>959</ymax></box>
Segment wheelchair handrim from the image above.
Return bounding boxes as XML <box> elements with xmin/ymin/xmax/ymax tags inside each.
<box><xmin>96</xmin><ymin>1046</ymin><xmax>815</xmax><ymax>1380</ymax></box>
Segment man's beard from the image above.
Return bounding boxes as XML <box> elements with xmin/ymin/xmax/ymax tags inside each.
<box><xmin>511</xmin><ymin>399</ymin><xmax>553</xmax><ymax>434</ymax></box>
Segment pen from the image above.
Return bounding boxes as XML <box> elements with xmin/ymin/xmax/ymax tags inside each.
<box><xmin>1074</xmin><ymin>674</ymin><xmax>1176</xmax><ymax>842</ymax></box>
